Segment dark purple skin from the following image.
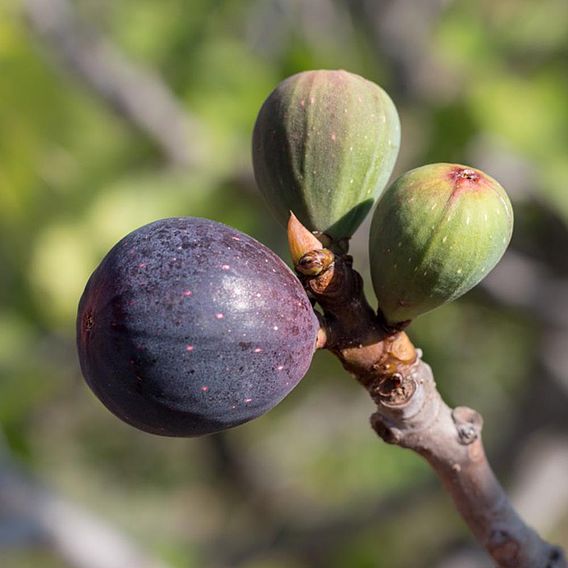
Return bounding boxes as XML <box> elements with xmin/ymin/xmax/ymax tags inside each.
<box><xmin>77</xmin><ymin>217</ymin><xmax>318</xmax><ymax>437</ymax></box>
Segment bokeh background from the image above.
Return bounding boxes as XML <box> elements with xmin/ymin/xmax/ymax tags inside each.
<box><xmin>1</xmin><ymin>0</ymin><xmax>568</xmax><ymax>566</ymax></box>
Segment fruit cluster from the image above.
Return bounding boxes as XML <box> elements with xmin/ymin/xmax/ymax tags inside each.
<box><xmin>77</xmin><ymin>70</ymin><xmax>513</xmax><ymax>436</ymax></box>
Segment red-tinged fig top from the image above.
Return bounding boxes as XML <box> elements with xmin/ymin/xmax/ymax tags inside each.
<box><xmin>447</xmin><ymin>166</ymin><xmax>494</xmax><ymax>199</ymax></box>
<box><xmin>449</xmin><ymin>166</ymin><xmax>480</xmax><ymax>184</ymax></box>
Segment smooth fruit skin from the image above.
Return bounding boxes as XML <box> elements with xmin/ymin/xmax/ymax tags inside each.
<box><xmin>369</xmin><ymin>164</ymin><xmax>513</xmax><ymax>324</ymax></box>
<box><xmin>253</xmin><ymin>69</ymin><xmax>400</xmax><ymax>240</ymax></box>
<box><xmin>77</xmin><ymin>217</ymin><xmax>318</xmax><ymax>437</ymax></box>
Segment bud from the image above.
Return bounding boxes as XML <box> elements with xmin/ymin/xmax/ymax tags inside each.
<box><xmin>253</xmin><ymin>70</ymin><xmax>400</xmax><ymax>241</ymax></box>
<box><xmin>287</xmin><ymin>211</ymin><xmax>323</xmax><ymax>266</ymax></box>
<box><xmin>369</xmin><ymin>164</ymin><xmax>513</xmax><ymax>325</ymax></box>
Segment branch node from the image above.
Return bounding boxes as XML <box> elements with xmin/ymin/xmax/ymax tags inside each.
<box><xmin>370</xmin><ymin>414</ymin><xmax>402</xmax><ymax>445</ymax></box>
<box><xmin>452</xmin><ymin>406</ymin><xmax>483</xmax><ymax>445</ymax></box>
<box><xmin>372</xmin><ymin>372</ymin><xmax>416</xmax><ymax>407</ymax></box>
<box><xmin>297</xmin><ymin>250</ymin><xmax>335</xmax><ymax>277</ymax></box>
<box><xmin>488</xmin><ymin>528</ymin><xmax>521</xmax><ymax>567</ymax></box>
<box><xmin>547</xmin><ymin>547</ymin><xmax>567</xmax><ymax>568</ymax></box>
<box><xmin>316</xmin><ymin>325</ymin><xmax>328</xmax><ymax>350</ymax></box>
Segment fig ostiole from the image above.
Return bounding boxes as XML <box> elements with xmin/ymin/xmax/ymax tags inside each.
<box><xmin>369</xmin><ymin>163</ymin><xmax>513</xmax><ymax>325</ymax></box>
<box><xmin>253</xmin><ymin>69</ymin><xmax>400</xmax><ymax>241</ymax></box>
<box><xmin>77</xmin><ymin>217</ymin><xmax>318</xmax><ymax>437</ymax></box>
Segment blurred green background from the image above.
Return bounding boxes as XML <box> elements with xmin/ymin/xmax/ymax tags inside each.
<box><xmin>1</xmin><ymin>0</ymin><xmax>568</xmax><ymax>566</ymax></box>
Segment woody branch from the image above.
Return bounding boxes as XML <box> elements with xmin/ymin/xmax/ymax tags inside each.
<box><xmin>288</xmin><ymin>213</ymin><xmax>566</xmax><ymax>568</ymax></box>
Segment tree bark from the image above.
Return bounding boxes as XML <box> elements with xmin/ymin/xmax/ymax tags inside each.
<box><xmin>371</xmin><ymin>359</ymin><xmax>565</xmax><ymax>568</ymax></box>
<box><xmin>287</xmin><ymin>214</ymin><xmax>567</xmax><ymax>568</ymax></box>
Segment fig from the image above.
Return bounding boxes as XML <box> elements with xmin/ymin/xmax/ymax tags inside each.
<box><xmin>369</xmin><ymin>164</ymin><xmax>513</xmax><ymax>325</ymax></box>
<box><xmin>77</xmin><ymin>217</ymin><xmax>318</xmax><ymax>437</ymax></box>
<box><xmin>252</xmin><ymin>69</ymin><xmax>400</xmax><ymax>241</ymax></box>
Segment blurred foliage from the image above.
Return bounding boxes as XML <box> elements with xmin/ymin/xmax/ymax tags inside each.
<box><xmin>1</xmin><ymin>0</ymin><xmax>567</xmax><ymax>567</ymax></box>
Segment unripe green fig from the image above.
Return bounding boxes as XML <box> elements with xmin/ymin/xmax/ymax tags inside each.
<box><xmin>369</xmin><ymin>163</ymin><xmax>513</xmax><ymax>325</ymax></box>
<box><xmin>253</xmin><ymin>70</ymin><xmax>400</xmax><ymax>241</ymax></box>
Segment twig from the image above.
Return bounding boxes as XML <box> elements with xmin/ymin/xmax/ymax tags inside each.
<box><xmin>371</xmin><ymin>361</ymin><xmax>564</xmax><ymax>568</ymax></box>
<box><xmin>22</xmin><ymin>0</ymin><xmax>202</xmax><ymax>168</ymax></box>
<box><xmin>288</xmin><ymin>214</ymin><xmax>567</xmax><ymax>568</ymax></box>
<box><xmin>435</xmin><ymin>434</ymin><xmax>568</xmax><ymax>568</ymax></box>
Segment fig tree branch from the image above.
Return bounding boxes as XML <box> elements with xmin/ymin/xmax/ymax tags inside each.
<box><xmin>288</xmin><ymin>214</ymin><xmax>567</xmax><ymax>568</ymax></box>
<box><xmin>371</xmin><ymin>361</ymin><xmax>566</xmax><ymax>568</ymax></box>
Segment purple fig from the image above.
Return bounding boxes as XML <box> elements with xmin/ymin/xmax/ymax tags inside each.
<box><xmin>77</xmin><ymin>217</ymin><xmax>318</xmax><ymax>436</ymax></box>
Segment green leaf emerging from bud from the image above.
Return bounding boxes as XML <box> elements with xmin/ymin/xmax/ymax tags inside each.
<box><xmin>253</xmin><ymin>70</ymin><xmax>401</xmax><ymax>241</ymax></box>
<box><xmin>369</xmin><ymin>163</ymin><xmax>513</xmax><ymax>325</ymax></box>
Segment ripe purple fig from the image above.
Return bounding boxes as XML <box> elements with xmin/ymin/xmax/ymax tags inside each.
<box><xmin>253</xmin><ymin>69</ymin><xmax>400</xmax><ymax>241</ymax></box>
<box><xmin>77</xmin><ymin>217</ymin><xmax>318</xmax><ymax>436</ymax></box>
<box><xmin>369</xmin><ymin>164</ymin><xmax>513</xmax><ymax>325</ymax></box>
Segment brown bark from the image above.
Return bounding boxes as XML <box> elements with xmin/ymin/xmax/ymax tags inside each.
<box><xmin>371</xmin><ymin>361</ymin><xmax>565</xmax><ymax>568</ymax></box>
<box><xmin>288</xmin><ymin>216</ymin><xmax>567</xmax><ymax>568</ymax></box>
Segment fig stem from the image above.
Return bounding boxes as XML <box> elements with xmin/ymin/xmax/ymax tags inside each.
<box><xmin>291</xmin><ymin>220</ymin><xmax>566</xmax><ymax>568</ymax></box>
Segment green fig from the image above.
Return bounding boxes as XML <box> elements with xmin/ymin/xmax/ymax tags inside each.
<box><xmin>369</xmin><ymin>163</ymin><xmax>513</xmax><ymax>325</ymax></box>
<box><xmin>252</xmin><ymin>69</ymin><xmax>400</xmax><ymax>241</ymax></box>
